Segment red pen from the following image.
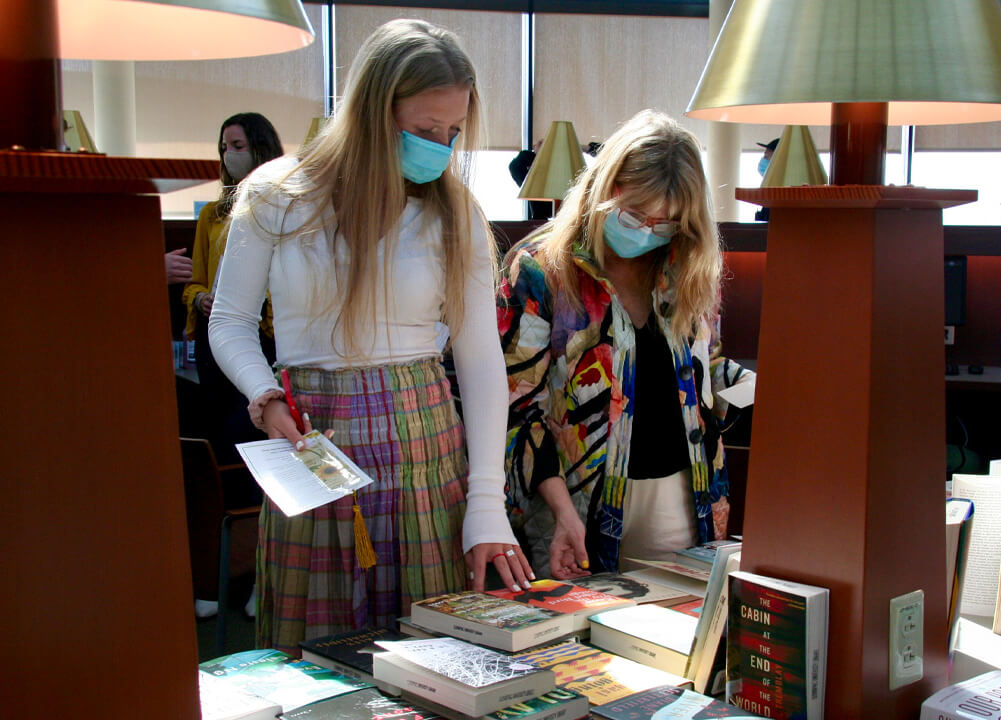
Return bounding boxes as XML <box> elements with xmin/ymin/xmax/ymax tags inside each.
<box><xmin>280</xmin><ymin>368</ymin><xmax>306</xmax><ymax>433</ymax></box>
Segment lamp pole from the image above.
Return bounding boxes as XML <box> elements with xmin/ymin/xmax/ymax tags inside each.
<box><xmin>830</xmin><ymin>101</ymin><xmax>889</xmax><ymax>186</ymax></box>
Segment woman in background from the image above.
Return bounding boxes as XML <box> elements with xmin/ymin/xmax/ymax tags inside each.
<box><xmin>499</xmin><ymin>110</ymin><xmax>754</xmax><ymax>580</ymax></box>
<box><xmin>209</xmin><ymin>19</ymin><xmax>532</xmax><ymax>655</ymax></box>
<box><xmin>183</xmin><ymin>112</ymin><xmax>282</xmax><ymax>457</ymax></box>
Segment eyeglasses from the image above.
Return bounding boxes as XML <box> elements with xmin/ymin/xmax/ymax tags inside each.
<box><xmin>616</xmin><ymin>209</ymin><xmax>679</xmax><ymax>239</ymax></box>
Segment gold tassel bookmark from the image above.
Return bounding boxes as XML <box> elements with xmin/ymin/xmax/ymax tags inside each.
<box><xmin>352</xmin><ymin>494</ymin><xmax>377</xmax><ymax>570</ymax></box>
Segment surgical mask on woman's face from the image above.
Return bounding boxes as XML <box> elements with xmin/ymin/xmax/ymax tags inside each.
<box><xmin>757</xmin><ymin>155</ymin><xmax>770</xmax><ymax>177</ymax></box>
<box><xmin>603</xmin><ymin>212</ymin><xmax>673</xmax><ymax>259</ymax></box>
<box><xmin>400</xmin><ymin>130</ymin><xmax>456</xmax><ymax>184</ymax></box>
<box><xmin>224</xmin><ymin>150</ymin><xmax>255</xmax><ymax>182</ymax></box>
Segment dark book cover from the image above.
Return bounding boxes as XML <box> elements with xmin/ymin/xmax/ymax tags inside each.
<box><xmin>300</xmin><ymin>627</ymin><xmax>407</xmax><ymax>679</ymax></box>
<box><xmin>280</xmin><ymin>686</ymin><xmax>443</xmax><ymax>719</ymax></box>
<box><xmin>593</xmin><ymin>684</ymin><xmax>765</xmax><ymax>719</ymax></box>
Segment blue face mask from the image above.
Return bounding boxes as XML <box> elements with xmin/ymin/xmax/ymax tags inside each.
<box><xmin>603</xmin><ymin>213</ymin><xmax>672</xmax><ymax>259</ymax></box>
<box><xmin>758</xmin><ymin>156</ymin><xmax>770</xmax><ymax>177</ymax></box>
<box><xmin>400</xmin><ymin>131</ymin><xmax>455</xmax><ymax>184</ymax></box>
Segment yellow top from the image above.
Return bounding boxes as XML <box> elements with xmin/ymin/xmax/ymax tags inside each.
<box><xmin>182</xmin><ymin>201</ymin><xmax>273</xmax><ymax>339</ymax></box>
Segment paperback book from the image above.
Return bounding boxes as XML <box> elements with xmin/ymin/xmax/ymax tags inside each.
<box><xmin>626</xmin><ymin>540</ymin><xmax>743</xmax><ymax>599</ymax></box>
<box><xmin>372</xmin><ymin>637</ymin><xmax>556</xmax><ymax>718</ymax></box>
<box><xmin>588</xmin><ymin>604</ymin><xmax>698</xmax><ymax>676</ymax></box>
<box><xmin>404</xmin><ymin>688</ymin><xmax>590</xmax><ymax>720</ymax></box>
<box><xmin>488</xmin><ymin>578</ymin><xmax>635</xmax><ymax>632</ymax></box>
<box><xmin>198</xmin><ymin>649</ymin><xmax>371</xmax><ymax>713</ymax></box>
<box><xmin>398</xmin><ymin>615</ymin><xmax>442</xmax><ymax>639</ymax></box>
<box><xmin>300</xmin><ymin>626</ymin><xmax>408</xmax><ymax>683</ymax></box>
<box><xmin>920</xmin><ymin>670</ymin><xmax>1001</xmax><ymax>720</ymax></box>
<box><xmin>567</xmin><ymin>572</ymin><xmax>699</xmax><ymax>607</ymax></box>
<box><xmin>280</xmin><ymin>686</ymin><xmax>443</xmax><ymax>719</ymax></box>
<box><xmin>410</xmin><ymin>591</ymin><xmax>574</xmax><ymax>652</ymax></box>
<box><xmin>513</xmin><ymin>640</ymin><xmax>692</xmax><ymax>707</ymax></box>
<box><xmin>592</xmin><ymin>684</ymin><xmax>766</xmax><ymax>719</ymax></box>
<box><xmin>726</xmin><ymin>571</ymin><xmax>829</xmax><ymax>720</ymax></box>
<box><xmin>199</xmin><ymin>671</ymin><xmax>283</xmax><ymax>720</ymax></box>
<box><xmin>686</xmin><ymin>547</ymin><xmax>742</xmax><ymax>694</ymax></box>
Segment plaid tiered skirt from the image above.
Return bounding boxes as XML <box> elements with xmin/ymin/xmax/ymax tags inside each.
<box><xmin>255</xmin><ymin>357</ymin><xmax>469</xmax><ymax>655</ymax></box>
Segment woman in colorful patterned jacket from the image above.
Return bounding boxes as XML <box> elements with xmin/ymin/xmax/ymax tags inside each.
<box><xmin>498</xmin><ymin>110</ymin><xmax>754</xmax><ymax>579</ymax></box>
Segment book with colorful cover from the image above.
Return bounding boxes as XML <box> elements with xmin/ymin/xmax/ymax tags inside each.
<box><xmin>280</xmin><ymin>686</ymin><xmax>443</xmax><ymax>719</ymax></box>
<box><xmin>410</xmin><ymin>591</ymin><xmax>574</xmax><ymax>652</ymax></box>
<box><xmin>920</xmin><ymin>670</ymin><xmax>1001</xmax><ymax>720</ymax></box>
<box><xmin>404</xmin><ymin>688</ymin><xmax>590</xmax><ymax>720</ymax></box>
<box><xmin>300</xmin><ymin>626</ymin><xmax>408</xmax><ymax>683</ymax></box>
<box><xmin>513</xmin><ymin>641</ymin><xmax>692</xmax><ymax>707</ymax></box>
<box><xmin>198</xmin><ymin>649</ymin><xmax>372</xmax><ymax>713</ymax></box>
<box><xmin>588</xmin><ymin>604</ymin><xmax>698</xmax><ymax>676</ymax></box>
<box><xmin>487</xmin><ymin>578</ymin><xmax>635</xmax><ymax>632</ymax></box>
<box><xmin>726</xmin><ymin>571</ymin><xmax>829</xmax><ymax>720</ymax></box>
<box><xmin>372</xmin><ymin>637</ymin><xmax>556</xmax><ymax>718</ymax></box>
<box><xmin>567</xmin><ymin>572</ymin><xmax>699</xmax><ymax>607</ymax></box>
<box><xmin>592</xmin><ymin>684</ymin><xmax>766</xmax><ymax>719</ymax></box>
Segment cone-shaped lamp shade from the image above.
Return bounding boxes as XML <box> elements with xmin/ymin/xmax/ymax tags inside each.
<box><xmin>303</xmin><ymin>116</ymin><xmax>328</xmax><ymax>148</ymax></box>
<box><xmin>518</xmin><ymin>121</ymin><xmax>586</xmax><ymax>201</ymax></box>
<box><xmin>58</xmin><ymin>0</ymin><xmax>315</xmax><ymax>60</ymax></box>
<box><xmin>762</xmin><ymin>126</ymin><xmax>828</xmax><ymax>187</ymax></box>
<box><xmin>686</xmin><ymin>0</ymin><xmax>1001</xmax><ymax>126</ymax></box>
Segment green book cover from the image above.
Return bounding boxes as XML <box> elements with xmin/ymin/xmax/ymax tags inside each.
<box><xmin>414</xmin><ymin>592</ymin><xmax>564</xmax><ymax>630</ymax></box>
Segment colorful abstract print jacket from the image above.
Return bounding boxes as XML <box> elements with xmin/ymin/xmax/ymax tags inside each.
<box><xmin>498</xmin><ymin>237</ymin><xmax>750</xmax><ymax>572</ymax></box>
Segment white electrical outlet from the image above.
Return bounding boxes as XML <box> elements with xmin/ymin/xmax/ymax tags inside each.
<box><xmin>889</xmin><ymin>590</ymin><xmax>924</xmax><ymax>690</ymax></box>
<box><xmin>945</xmin><ymin>325</ymin><xmax>955</xmax><ymax>345</ymax></box>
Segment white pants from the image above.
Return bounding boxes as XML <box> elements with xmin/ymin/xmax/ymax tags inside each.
<box><xmin>618</xmin><ymin>468</ymin><xmax>697</xmax><ymax>571</ymax></box>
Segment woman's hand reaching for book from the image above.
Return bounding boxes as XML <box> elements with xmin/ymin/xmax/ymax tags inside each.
<box><xmin>465</xmin><ymin>542</ymin><xmax>534</xmax><ymax>594</ymax></box>
<box><xmin>538</xmin><ymin>476</ymin><xmax>590</xmax><ymax>580</ymax></box>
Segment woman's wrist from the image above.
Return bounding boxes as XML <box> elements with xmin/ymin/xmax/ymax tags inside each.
<box><xmin>248</xmin><ymin>388</ymin><xmax>285</xmax><ymax>430</ymax></box>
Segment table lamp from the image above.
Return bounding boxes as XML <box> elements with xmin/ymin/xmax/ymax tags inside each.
<box><xmin>1</xmin><ymin>2</ymin><xmax>313</xmax><ymax>719</ymax></box>
<box><xmin>518</xmin><ymin>120</ymin><xmax>586</xmax><ymax>215</ymax></box>
<box><xmin>685</xmin><ymin>2</ymin><xmax>1001</xmax><ymax>717</ymax></box>
<box><xmin>761</xmin><ymin>125</ymin><xmax>827</xmax><ymax>188</ymax></box>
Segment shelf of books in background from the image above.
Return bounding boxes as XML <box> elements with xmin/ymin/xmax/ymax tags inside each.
<box><xmin>725</xmin><ymin>571</ymin><xmax>830</xmax><ymax>720</ymax></box>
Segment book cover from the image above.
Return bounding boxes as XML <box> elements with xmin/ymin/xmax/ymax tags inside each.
<box><xmin>488</xmin><ymin>579</ymin><xmax>635</xmax><ymax>632</ymax></box>
<box><xmin>946</xmin><ymin>498</ymin><xmax>975</xmax><ymax>639</ymax></box>
<box><xmin>300</xmin><ymin>626</ymin><xmax>408</xmax><ymax>682</ymax></box>
<box><xmin>920</xmin><ymin>670</ymin><xmax>1001</xmax><ymax>720</ymax></box>
<box><xmin>199</xmin><ymin>649</ymin><xmax>371</xmax><ymax>712</ymax></box>
<box><xmin>952</xmin><ymin>473</ymin><xmax>1001</xmax><ymax>622</ymax></box>
<box><xmin>513</xmin><ymin>640</ymin><xmax>692</xmax><ymax>706</ymax></box>
<box><xmin>726</xmin><ymin>572</ymin><xmax>829</xmax><ymax>720</ymax></box>
<box><xmin>569</xmin><ymin>572</ymin><xmax>699</xmax><ymax>607</ymax></box>
<box><xmin>404</xmin><ymin>688</ymin><xmax>590</xmax><ymax>720</ymax></box>
<box><xmin>372</xmin><ymin>638</ymin><xmax>555</xmax><ymax>717</ymax></box>
<box><xmin>198</xmin><ymin>671</ymin><xmax>283</xmax><ymax>720</ymax></box>
<box><xmin>589</xmin><ymin>604</ymin><xmax>698</xmax><ymax>675</ymax></box>
<box><xmin>280</xmin><ymin>686</ymin><xmax>443</xmax><ymax>719</ymax></box>
<box><xmin>686</xmin><ymin>547</ymin><xmax>742</xmax><ymax>694</ymax></box>
<box><xmin>592</xmin><ymin>684</ymin><xmax>765</xmax><ymax>719</ymax></box>
<box><xmin>411</xmin><ymin>591</ymin><xmax>574</xmax><ymax>652</ymax></box>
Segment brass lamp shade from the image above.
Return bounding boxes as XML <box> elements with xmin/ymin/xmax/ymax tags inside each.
<box><xmin>518</xmin><ymin>121</ymin><xmax>586</xmax><ymax>201</ymax></box>
<box><xmin>761</xmin><ymin>126</ymin><xmax>827</xmax><ymax>187</ymax></box>
<box><xmin>57</xmin><ymin>0</ymin><xmax>315</xmax><ymax>60</ymax></box>
<box><xmin>687</xmin><ymin>0</ymin><xmax>1001</xmax><ymax>126</ymax></box>
<box><xmin>302</xmin><ymin>116</ymin><xmax>328</xmax><ymax>148</ymax></box>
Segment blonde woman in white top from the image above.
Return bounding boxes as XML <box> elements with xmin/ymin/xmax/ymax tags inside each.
<box><xmin>209</xmin><ymin>19</ymin><xmax>532</xmax><ymax>653</ymax></box>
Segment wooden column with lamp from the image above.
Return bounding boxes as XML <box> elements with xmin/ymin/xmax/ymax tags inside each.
<box><xmin>687</xmin><ymin>1</ymin><xmax>1001</xmax><ymax>717</ymax></box>
<box><xmin>0</xmin><ymin>1</ymin><xmax>313</xmax><ymax>718</ymax></box>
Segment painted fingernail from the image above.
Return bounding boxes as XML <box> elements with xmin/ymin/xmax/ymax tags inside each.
<box><xmin>529</xmin><ymin>571</ymin><xmax>536</xmax><ymax>580</ymax></box>
<box><xmin>303</xmin><ymin>412</ymin><xmax>310</xmax><ymax>424</ymax></box>
<box><xmin>295</xmin><ymin>440</ymin><xmax>305</xmax><ymax>450</ymax></box>
<box><xmin>581</xmin><ymin>560</ymin><xmax>590</xmax><ymax>569</ymax></box>
<box><xmin>521</xmin><ymin>583</ymin><xmax>533</xmax><ymax>591</ymax></box>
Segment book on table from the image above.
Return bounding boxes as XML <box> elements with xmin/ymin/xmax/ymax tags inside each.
<box><xmin>199</xmin><ymin>671</ymin><xmax>283</xmax><ymax>720</ymax></box>
<box><xmin>591</xmin><ymin>684</ymin><xmax>767</xmax><ymax>719</ymax></box>
<box><xmin>726</xmin><ymin>571</ymin><xmax>829</xmax><ymax>720</ymax></box>
<box><xmin>513</xmin><ymin>640</ymin><xmax>693</xmax><ymax>707</ymax></box>
<box><xmin>487</xmin><ymin>578</ymin><xmax>635</xmax><ymax>633</ymax></box>
<box><xmin>409</xmin><ymin>591</ymin><xmax>574</xmax><ymax>652</ymax></box>
<box><xmin>198</xmin><ymin>648</ymin><xmax>371</xmax><ymax>714</ymax></box>
<box><xmin>566</xmin><ymin>572</ymin><xmax>700</xmax><ymax>607</ymax></box>
<box><xmin>279</xmin><ymin>686</ymin><xmax>443</xmax><ymax>719</ymax></box>
<box><xmin>401</xmin><ymin>688</ymin><xmax>590</xmax><ymax>720</ymax></box>
<box><xmin>625</xmin><ymin>539</ymin><xmax>743</xmax><ymax>599</ymax></box>
<box><xmin>686</xmin><ymin>548</ymin><xmax>743</xmax><ymax>694</ymax></box>
<box><xmin>947</xmin><ymin>498</ymin><xmax>975</xmax><ymax>643</ymax></box>
<box><xmin>920</xmin><ymin>669</ymin><xmax>1001</xmax><ymax>720</ymax></box>
<box><xmin>372</xmin><ymin>637</ymin><xmax>556</xmax><ymax>718</ymax></box>
<box><xmin>398</xmin><ymin>615</ymin><xmax>442</xmax><ymax>639</ymax></box>
<box><xmin>951</xmin><ymin>471</ymin><xmax>1001</xmax><ymax>630</ymax></box>
<box><xmin>299</xmin><ymin>626</ymin><xmax>408</xmax><ymax>683</ymax></box>
<box><xmin>588</xmin><ymin>603</ymin><xmax>698</xmax><ymax>676</ymax></box>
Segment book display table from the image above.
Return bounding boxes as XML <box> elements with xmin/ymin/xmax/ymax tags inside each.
<box><xmin>1</xmin><ymin>151</ymin><xmax>217</xmax><ymax>719</ymax></box>
<box><xmin>737</xmin><ymin>185</ymin><xmax>976</xmax><ymax>719</ymax></box>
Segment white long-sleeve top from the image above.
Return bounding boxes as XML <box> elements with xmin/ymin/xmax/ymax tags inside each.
<box><xmin>208</xmin><ymin>157</ymin><xmax>515</xmax><ymax>553</ymax></box>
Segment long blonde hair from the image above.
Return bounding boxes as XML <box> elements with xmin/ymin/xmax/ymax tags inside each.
<box><xmin>246</xmin><ymin>19</ymin><xmax>488</xmax><ymax>357</ymax></box>
<box><xmin>532</xmin><ymin>110</ymin><xmax>721</xmax><ymax>341</ymax></box>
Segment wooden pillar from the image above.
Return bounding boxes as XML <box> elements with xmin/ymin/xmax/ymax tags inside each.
<box><xmin>0</xmin><ymin>153</ymin><xmax>217</xmax><ymax>720</ymax></box>
<box><xmin>736</xmin><ymin>185</ymin><xmax>975</xmax><ymax>719</ymax></box>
